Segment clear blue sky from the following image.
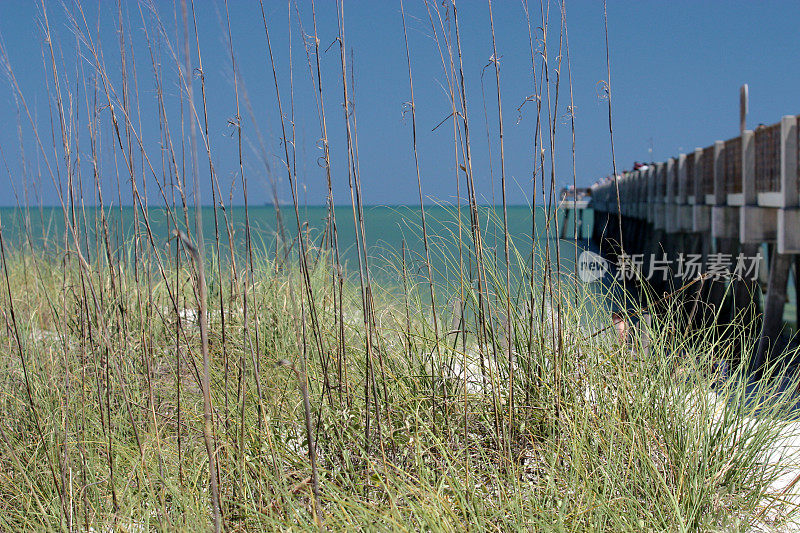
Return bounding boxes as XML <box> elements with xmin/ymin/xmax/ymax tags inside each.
<box><xmin>0</xmin><ymin>1</ymin><xmax>799</xmax><ymax>207</ymax></box>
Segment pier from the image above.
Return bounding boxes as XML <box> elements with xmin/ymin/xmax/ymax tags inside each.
<box><xmin>558</xmin><ymin>186</ymin><xmax>592</xmax><ymax>239</ymax></box>
<box><xmin>587</xmin><ymin>114</ymin><xmax>800</xmax><ymax>371</ymax></box>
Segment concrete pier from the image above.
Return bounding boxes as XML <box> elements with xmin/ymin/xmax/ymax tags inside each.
<box><xmin>585</xmin><ymin>114</ymin><xmax>800</xmax><ymax>372</ymax></box>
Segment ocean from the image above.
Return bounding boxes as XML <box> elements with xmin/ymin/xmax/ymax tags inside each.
<box><xmin>0</xmin><ymin>204</ymin><xmax>594</xmax><ymax>287</ymax></box>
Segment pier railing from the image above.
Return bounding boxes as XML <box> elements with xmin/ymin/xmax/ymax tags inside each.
<box><xmin>723</xmin><ymin>136</ymin><xmax>742</xmax><ymax>197</ymax></box>
<box><xmin>591</xmin><ymin>114</ymin><xmax>800</xmax><ymax>253</ymax></box>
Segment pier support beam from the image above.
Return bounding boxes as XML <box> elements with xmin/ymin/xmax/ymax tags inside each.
<box><xmin>560</xmin><ymin>210</ymin><xmax>572</xmax><ymax>240</ymax></box>
<box><xmin>778</xmin><ymin>209</ymin><xmax>800</xmax><ymax>253</ymax></box>
<box><xmin>713</xmin><ymin>206</ymin><xmax>739</xmax><ymax>239</ymax></box>
<box><xmin>753</xmin><ymin>251</ymin><xmax>791</xmax><ymax>373</ymax></box>
<box><xmin>706</xmin><ymin>237</ymin><xmax>730</xmax><ymax>318</ymax></box>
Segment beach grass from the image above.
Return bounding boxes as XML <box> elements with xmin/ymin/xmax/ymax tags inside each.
<box><xmin>1</xmin><ymin>1</ymin><xmax>800</xmax><ymax>530</ymax></box>
<box><xmin>1</xmin><ymin>239</ymin><xmax>800</xmax><ymax>531</ymax></box>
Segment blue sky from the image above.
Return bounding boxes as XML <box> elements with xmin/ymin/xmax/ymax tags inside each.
<box><xmin>0</xmin><ymin>1</ymin><xmax>799</xmax><ymax>207</ymax></box>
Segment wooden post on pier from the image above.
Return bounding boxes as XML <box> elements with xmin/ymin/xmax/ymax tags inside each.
<box><xmin>666</xmin><ymin>158</ymin><xmax>678</xmax><ymax>233</ymax></box>
<box><xmin>740</xmin><ymin>84</ymin><xmax>748</xmax><ymax>135</ymax></box>
<box><xmin>778</xmin><ymin>115</ymin><xmax>800</xmax><ymax>253</ymax></box>
<box><xmin>712</xmin><ymin>140</ymin><xmax>739</xmax><ymax>240</ymax></box>
<box><xmin>795</xmin><ymin>257</ymin><xmax>800</xmax><ymax>331</ymax></box>
<box><xmin>654</xmin><ymin>163</ymin><xmax>666</xmax><ymax>230</ymax></box>
<box><xmin>677</xmin><ymin>153</ymin><xmax>692</xmax><ymax>232</ymax></box>
<box><xmin>693</xmin><ymin>147</ymin><xmax>711</xmax><ymax>232</ymax></box>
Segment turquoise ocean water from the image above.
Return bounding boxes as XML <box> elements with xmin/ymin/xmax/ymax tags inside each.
<box><xmin>0</xmin><ymin>205</ymin><xmax>594</xmax><ymax>287</ymax></box>
<box><xmin>11</xmin><ymin>204</ymin><xmax>796</xmax><ymax>336</ymax></box>
<box><xmin>11</xmin><ymin>204</ymin><xmax>793</xmax><ymax>326</ymax></box>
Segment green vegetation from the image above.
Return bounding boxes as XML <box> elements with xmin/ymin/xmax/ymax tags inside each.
<box><xmin>1</xmin><ymin>1</ymin><xmax>799</xmax><ymax>530</ymax></box>
<box><xmin>1</xmin><ymin>238</ymin><xmax>799</xmax><ymax>531</ymax></box>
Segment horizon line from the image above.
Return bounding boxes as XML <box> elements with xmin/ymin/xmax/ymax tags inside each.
<box><xmin>0</xmin><ymin>202</ymin><xmax>554</xmax><ymax>209</ymax></box>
